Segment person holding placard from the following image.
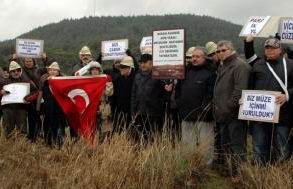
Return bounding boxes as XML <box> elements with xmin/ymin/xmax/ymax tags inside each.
<box><xmin>213</xmin><ymin>41</ymin><xmax>251</xmax><ymax>181</ymax></box>
<box><xmin>22</xmin><ymin>57</ymin><xmax>42</xmax><ymax>142</ymax></box>
<box><xmin>175</xmin><ymin>47</ymin><xmax>216</xmax><ymax>165</ymax></box>
<box><xmin>248</xmin><ymin>38</ymin><xmax>293</xmax><ymax>165</ymax></box>
<box><xmin>131</xmin><ymin>54</ymin><xmax>171</xmax><ymax>144</ymax></box>
<box><xmin>0</xmin><ymin>61</ymin><xmax>37</xmax><ymax>138</ymax></box>
<box><xmin>72</xmin><ymin>46</ymin><xmax>93</xmax><ymax>75</ymax></box>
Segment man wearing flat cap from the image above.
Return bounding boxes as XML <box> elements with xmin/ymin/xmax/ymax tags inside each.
<box><xmin>250</xmin><ymin>38</ymin><xmax>293</xmax><ymax>165</ymax></box>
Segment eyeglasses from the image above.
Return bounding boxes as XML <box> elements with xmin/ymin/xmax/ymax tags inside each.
<box><xmin>216</xmin><ymin>49</ymin><xmax>229</xmax><ymax>54</ymax></box>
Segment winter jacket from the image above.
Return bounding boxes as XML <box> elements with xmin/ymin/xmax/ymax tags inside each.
<box><xmin>251</xmin><ymin>57</ymin><xmax>293</xmax><ymax>124</ymax></box>
<box><xmin>176</xmin><ymin>63</ymin><xmax>216</xmax><ymax>122</ymax></box>
<box><xmin>113</xmin><ymin>69</ymin><xmax>136</xmax><ymax>115</ymax></box>
<box><xmin>131</xmin><ymin>71</ymin><xmax>166</xmax><ymax>117</ymax></box>
<box><xmin>213</xmin><ymin>54</ymin><xmax>251</xmax><ymax>123</ymax></box>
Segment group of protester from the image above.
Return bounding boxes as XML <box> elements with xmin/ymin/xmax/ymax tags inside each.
<box><xmin>1</xmin><ymin>34</ymin><xmax>293</xmax><ymax>183</ymax></box>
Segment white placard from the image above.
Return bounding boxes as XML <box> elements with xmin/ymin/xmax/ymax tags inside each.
<box><xmin>238</xmin><ymin>90</ymin><xmax>281</xmax><ymax>123</ymax></box>
<box><xmin>279</xmin><ymin>17</ymin><xmax>293</xmax><ymax>44</ymax></box>
<box><xmin>101</xmin><ymin>39</ymin><xmax>128</xmax><ymax>60</ymax></box>
<box><xmin>153</xmin><ymin>29</ymin><xmax>185</xmax><ymax>66</ymax></box>
<box><xmin>74</xmin><ymin>63</ymin><xmax>92</xmax><ymax>76</ymax></box>
<box><xmin>1</xmin><ymin>83</ymin><xmax>30</xmax><ymax>105</ymax></box>
<box><xmin>140</xmin><ymin>36</ymin><xmax>153</xmax><ymax>54</ymax></box>
<box><xmin>16</xmin><ymin>38</ymin><xmax>44</xmax><ymax>58</ymax></box>
<box><xmin>239</xmin><ymin>16</ymin><xmax>271</xmax><ymax>37</ymax></box>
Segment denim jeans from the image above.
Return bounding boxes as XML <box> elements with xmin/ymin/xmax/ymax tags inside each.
<box><xmin>217</xmin><ymin>119</ymin><xmax>247</xmax><ymax>176</ymax></box>
<box><xmin>252</xmin><ymin>122</ymin><xmax>291</xmax><ymax>165</ymax></box>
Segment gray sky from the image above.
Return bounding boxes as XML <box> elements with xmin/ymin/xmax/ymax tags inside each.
<box><xmin>0</xmin><ymin>0</ymin><xmax>292</xmax><ymax>41</ymax></box>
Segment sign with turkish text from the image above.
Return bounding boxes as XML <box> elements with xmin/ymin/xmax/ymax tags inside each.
<box><xmin>238</xmin><ymin>90</ymin><xmax>281</xmax><ymax>123</ymax></box>
<box><xmin>152</xmin><ymin>29</ymin><xmax>185</xmax><ymax>79</ymax></box>
<box><xmin>16</xmin><ymin>38</ymin><xmax>44</xmax><ymax>58</ymax></box>
<box><xmin>101</xmin><ymin>39</ymin><xmax>128</xmax><ymax>60</ymax></box>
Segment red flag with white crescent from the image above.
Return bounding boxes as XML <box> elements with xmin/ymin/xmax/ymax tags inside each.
<box><xmin>49</xmin><ymin>75</ymin><xmax>109</xmax><ymax>142</ymax></box>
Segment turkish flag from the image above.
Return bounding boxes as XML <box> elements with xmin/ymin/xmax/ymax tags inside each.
<box><xmin>49</xmin><ymin>75</ymin><xmax>109</xmax><ymax>142</ymax></box>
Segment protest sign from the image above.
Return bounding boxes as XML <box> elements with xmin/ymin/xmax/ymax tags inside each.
<box><xmin>1</xmin><ymin>83</ymin><xmax>30</xmax><ymax>105</ymax></box>
<box><xmin>239</xmin><ymin>16</ymin><xmax>271</xmax><ymax>37</ymax></box>
<box><xmin>279</xmin><ymin>17</ymin><xmax>293</xmax><ymax>44</ymax></box>
<box><xmin>101</xmin><ymin>39</ymin><xmax>128</xmax><ymax>60</ymax></box>
<box><xmin>152</xmin><ymin>29</ymin><xmax>185</xmax><ymax>79</ymax></box>
<box><xmin>140</xmin><ymin>36</ymin><xmax>153</xmax><ymax>54</ymax></box>
<box><xmin>238</xmin><ymin>90</ymin><xmax>281</xmax><ymax>123</ymax></box>
<box><xmin>16</xmin><ymin>38</ymin><xmax>44</xmax><ymax>58</ymax></box>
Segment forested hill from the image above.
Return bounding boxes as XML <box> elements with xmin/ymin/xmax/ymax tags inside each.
<box><xmin>0</xmin><ymin>14</ymin><xmax>243</xmax><ymax>72</ymax></box>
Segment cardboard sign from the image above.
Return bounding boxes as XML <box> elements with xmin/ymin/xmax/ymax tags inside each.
<box><xmin>279</xmin><ymin>17</ymin><xmax>293</xmax><ymax>44</ymax></box>
<box><xmin>239</xmin><ymin>16</ymin><xmax>271</xmax><ymax>37</ymax></box>
<box><xmin>238</xmin><ymin>90</ymin><xmax>281</xmax><ymax>123</ymax></box>
<box><xmin>140</xmin><ymin>36</ymin><xmax>153</xmax><ymax>54</ymax></box>
<box><xmin>152</xmin><ymin>29</ymin><xmax>185</xmax><ymax>79</ymax></box>
<box><xmin>16</xmin><ymin>38</ymin><xmax>44</xmax><ymax>58</ymax></box>
<box><xmin>101</xmin><ymin>39</ymin><xmax>128</xmax><ymax>60</ymax></box>
<box><xmin>1</xmin><ymin>83</ymin><xmax>30</xmax><ymax>105</ymax></box>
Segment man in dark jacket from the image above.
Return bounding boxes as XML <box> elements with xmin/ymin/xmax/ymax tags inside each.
<box><xmin>249</xmin><ymin>38</ymin><xmax>293</xmax><ymax>165</ymax></box>
<box><xmin>176</xmin><ymin>47</ymin><xmax>216</xmax><ymax>164</ymax></box>
<box><xmin>112</xmin><ymin>55</ymin><xmax>136</xmax><ymax>132</ymax></box>
<box><xmin>213</xmin><ymin>41</ymin><xmax>251</xmax><ymax>180</ymax></box>
<box><xmin>131</xmin><ymin>54</ymin><xmax>170</xmax><ymax>143</ymax></box>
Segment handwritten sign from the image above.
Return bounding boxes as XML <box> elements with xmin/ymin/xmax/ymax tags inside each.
<box><xmin>1</xmin><ymin>83</ymin><xmax>30</xmax><ymax>105</ymax></box>
<box><xmin>101</xmin><ymin>39</ymin><xmax>128</xmax><ymax>60</ymax></box>
<box><xmin>239</xmin><ymin>16</ymin><xmax>271</xmax><ymax>37</ymax></box>
<box><xmin>140</xmin><ymin>36</ymin><xmax>153</xmax><ymax>54</ymax></box>
<box><xmin>238</xmin><ymin>90</ymin><xmax>281</xmax><ymax>123</ymax></box>
<box><xmin>152</xmin><ymin>29</ymin><xmax>185</xmax><ymax>79</ymax></box>
<box><xmin>279</xmin><ymin>17</ymin><xmax>293</xmax><ymax>44</ymax></box>
<box><xmin>16</xmin><ymin>38</ymin><xmax>44</xmax><ymax>58</ymax></box>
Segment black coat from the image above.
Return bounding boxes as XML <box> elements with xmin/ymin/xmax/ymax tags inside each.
<box><xmin>42</xmin><ymin>80</ymin><xmax>64</xmax><ymax>117</ymax></box>
<box><xmin>113</xmin><ymin>69</ymin><xmax>136</xmax><ymax>115</ymax></box>
<box><xmin>131</xmin><ymin>71</ymin><xmax>167</xmax><ymax>117</ymax></box>
<box><xmin>176</xmin><ymin>63</ymin><xmax>216</xmax><ymax>122</ymax></box>
<box><xmin>251</xmin><ymin>57</ymin><xmax>293</xmax><ymax>124</ymax></box>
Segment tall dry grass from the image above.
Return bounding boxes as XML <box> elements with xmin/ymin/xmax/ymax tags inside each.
<box><xmin>239</xmin><ymin>162</ymin><xmax>293</xmax><ymax>189</ymax></box>
<box><xmin>0</xmin><ymin>130</ymin><xmax>209</xmax><ymax>189</ymax></box>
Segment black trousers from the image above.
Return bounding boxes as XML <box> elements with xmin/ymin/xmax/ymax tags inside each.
<box><xmin>131</xmin><ymin>114</ymin><xmax>163</xmax><ymax>144</ymax></box>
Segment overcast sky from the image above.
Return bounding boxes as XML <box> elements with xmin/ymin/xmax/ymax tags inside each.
<box><xmin>0</xmin><ymin>0</ymin><xmax>292</xmax><ymax>41</ymax></box>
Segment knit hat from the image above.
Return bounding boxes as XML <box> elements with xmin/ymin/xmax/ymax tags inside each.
<box><xmin>205</xmin><ymin>41</ymin><xmax>217</xmax><ymax>55</ymax></box>
<box><xmin>47</xmin><ymin>62</ymin><xmax>60</xmax><ymax>70</ymax></box>
<box><xmin>139</xmin><ymin>53</ymin><xmax>152</xmax><ymax>63</ymax></box>
<box><xmin>9</xmin><ymin>61</ymin><xmax>21</xmax><ymax>72</ymax></box>
<box><xmin>185</xmin><ymin>47</ymin><xmax>196</xmax><ymax>57</ymax></box>
<box><xmin>79</xmin><ymin>46</ymin><xmax>92</xmax><ymax>55</ymax></box>
<box><xmin>120</xmin><ymin>56</ymin><xmax>134</xmax><ymax>68</ymax></box>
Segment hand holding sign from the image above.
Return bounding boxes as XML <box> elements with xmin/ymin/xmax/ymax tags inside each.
<box><xmin>275</xmin><ymin>94</ymin><xmax>287</xmax><ymax>106</ymax></box>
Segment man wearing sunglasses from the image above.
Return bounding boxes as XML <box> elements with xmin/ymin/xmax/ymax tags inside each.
<box><xmin>213</xmin><ymin>40</ymin><xmax>251</xmax><ymax>182</ymax></box>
